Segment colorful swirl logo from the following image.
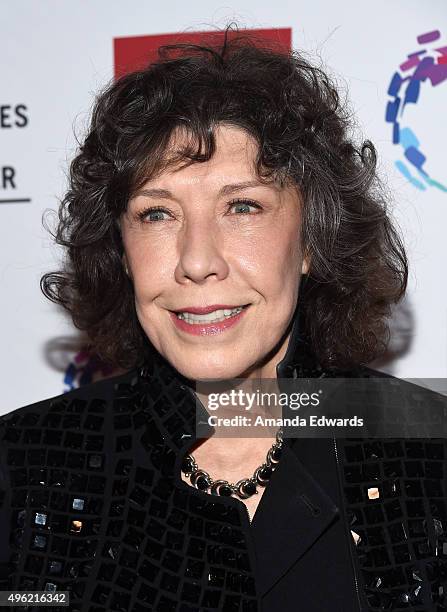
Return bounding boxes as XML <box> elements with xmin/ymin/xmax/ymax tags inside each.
<box><xmin>386</xmin><ymin>29</ymin><xmax>447</xmax><ymax>192</ymax></box>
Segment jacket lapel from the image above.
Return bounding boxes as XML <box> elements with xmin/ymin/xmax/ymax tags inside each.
<box><xmin>250</xmin><ymin>437</ymin><xmax>339</xmax><ymax>596</ymax></box>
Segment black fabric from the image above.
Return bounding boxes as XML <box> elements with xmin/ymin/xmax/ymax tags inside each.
<box><xmin>0</xmin><ymin>305</ymin><xmax>446</xmax><ymax>611</ymax></box>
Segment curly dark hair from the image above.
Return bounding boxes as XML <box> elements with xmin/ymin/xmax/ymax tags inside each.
<box><xmin>41</xmin><ymin>23</ymin><xmax>408</xmax><ymax>371</ymax></box>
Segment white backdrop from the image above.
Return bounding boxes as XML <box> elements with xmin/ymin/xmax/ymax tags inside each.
<box><xmin>1</xmin><ymin>0</ymin><xmax>446</xmax><ymax>414</ymax></box>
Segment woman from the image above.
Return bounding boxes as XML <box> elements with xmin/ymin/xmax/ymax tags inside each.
<box><xmin>1</xmin><ymin>26</ymin><xmax>446</xmax><ymax>612</ymax></box>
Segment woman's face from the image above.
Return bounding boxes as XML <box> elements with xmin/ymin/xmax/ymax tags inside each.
<box><xmin>120</xmin><ymin>124</ymin><xmax>309</xmax><ymax>381</ymax></box>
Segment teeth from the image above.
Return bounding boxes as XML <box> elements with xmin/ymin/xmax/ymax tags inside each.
<box><xmin>177</xmin><ymin>307</ymin><xmax>244</xmax><ymax>324</ymax></box>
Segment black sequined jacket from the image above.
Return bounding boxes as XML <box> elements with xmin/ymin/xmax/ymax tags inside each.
<box><xmin>0</xmin><ymin>307</ymin><xmax>446</xmax><ymax>612</ymax></box>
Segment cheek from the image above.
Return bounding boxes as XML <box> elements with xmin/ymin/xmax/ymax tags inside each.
<box><xmin>237</xmin><ymin>231</ymin><xmax>301</xmax><ymax>290</ymax></box>
<box><xmin>123</xmin><ymin>235</ymin><xmax>172</xmax><ymax>296</ymax></box>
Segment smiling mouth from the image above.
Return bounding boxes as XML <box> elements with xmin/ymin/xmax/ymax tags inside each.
<box><xmin>171</xmin><ymin>304</ymin><xmax>250</xmax><ymax>324</ymax></box>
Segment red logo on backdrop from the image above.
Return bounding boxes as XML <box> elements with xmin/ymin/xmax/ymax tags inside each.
<box><xmin>114</xmin><ymin>28</ymin><xmax>292</xmax><ymax>78</ymax></box>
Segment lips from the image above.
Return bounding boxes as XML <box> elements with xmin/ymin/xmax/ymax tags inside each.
<box><xmin>169</xmin><ymin>304</ymin><xmax>250</xmax><ymax>335</ymax></box>
<box><xmin>171</xmin><ymin>304</ymin><xmax>250</xmax><ymax>315</ymax></box>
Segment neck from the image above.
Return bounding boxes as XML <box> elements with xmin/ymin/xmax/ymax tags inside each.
<box><xmin>188</xmin><ymin>329</ymin><xmax>293</xmax><ymax>477</ymax></box>
<box><xmin>186</xmin><ymin>434</ymin><xmax>278</xmax><ymax>483</ymax></box>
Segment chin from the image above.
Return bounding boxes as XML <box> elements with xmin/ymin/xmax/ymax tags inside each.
<box><xmin>173</xmin><ymin>358</ymin><xmax>247</xmax><ymax>382</ymax></box>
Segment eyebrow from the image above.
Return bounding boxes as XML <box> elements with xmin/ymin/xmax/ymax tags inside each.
<box><xmin>134</xmin><ymin>180</ymin><xmax>276</xmax><ymax>200</ymax></box>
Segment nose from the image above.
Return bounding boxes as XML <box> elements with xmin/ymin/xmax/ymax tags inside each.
<box><xmin>174</xmin><ymin>215</ymin><xmax>229</xmax><ymax>284</ymax></box>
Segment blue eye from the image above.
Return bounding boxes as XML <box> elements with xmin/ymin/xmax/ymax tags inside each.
<box><xmin>228</xmin><ymin>198</ymin><xmax>262</xmax><ymax>214</ymax></box>
<box><xmin>137</xmin><ymin>207</ymin><xmax>171</xmax><ymax>223</ymax></box>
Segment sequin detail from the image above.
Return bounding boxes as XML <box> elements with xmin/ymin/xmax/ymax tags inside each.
<box><xmin>340</xmin><ymin>438</ymin><xmax>447</xmax><ymax>609</ymax></box>
<box><xmin>0</xmin><ymin>362</ymin><xmax>259</xmax><ymax>611</ymax></box>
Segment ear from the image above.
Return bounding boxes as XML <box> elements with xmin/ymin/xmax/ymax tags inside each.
<box><xmin>301</xmin><ymin>253</ymin><xmax>311</xmax><ymax>275</ymax></box>
<box><xmin>122</xmin><ymin>252</ymin><xmax>129</xmax><ymax>276</ymax></box>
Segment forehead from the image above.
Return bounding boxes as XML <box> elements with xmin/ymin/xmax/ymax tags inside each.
<box><xmin>154</xmin><ymin>124</ymin><xmax>260</xmax><ymax>184</ymax></box>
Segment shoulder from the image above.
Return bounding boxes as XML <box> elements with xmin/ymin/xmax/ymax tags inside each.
<box><xmin>329</xmin><ymin>363</ymin><xmax>447</xmax><ymax>443</ymax></box>
<box><xmin>0</xmin><ymin>367</ymin><xmax>140</xmax><ymax>437</ymax></box>
<box><xmin>357</xmin><ymin>364</ymin><xmax>446</xmax><ymax>403</ymax></box>
<box><xmin>344</xmin><ymin>362</ymin><xmax>445</xmax><ymax>401</ymax></box>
